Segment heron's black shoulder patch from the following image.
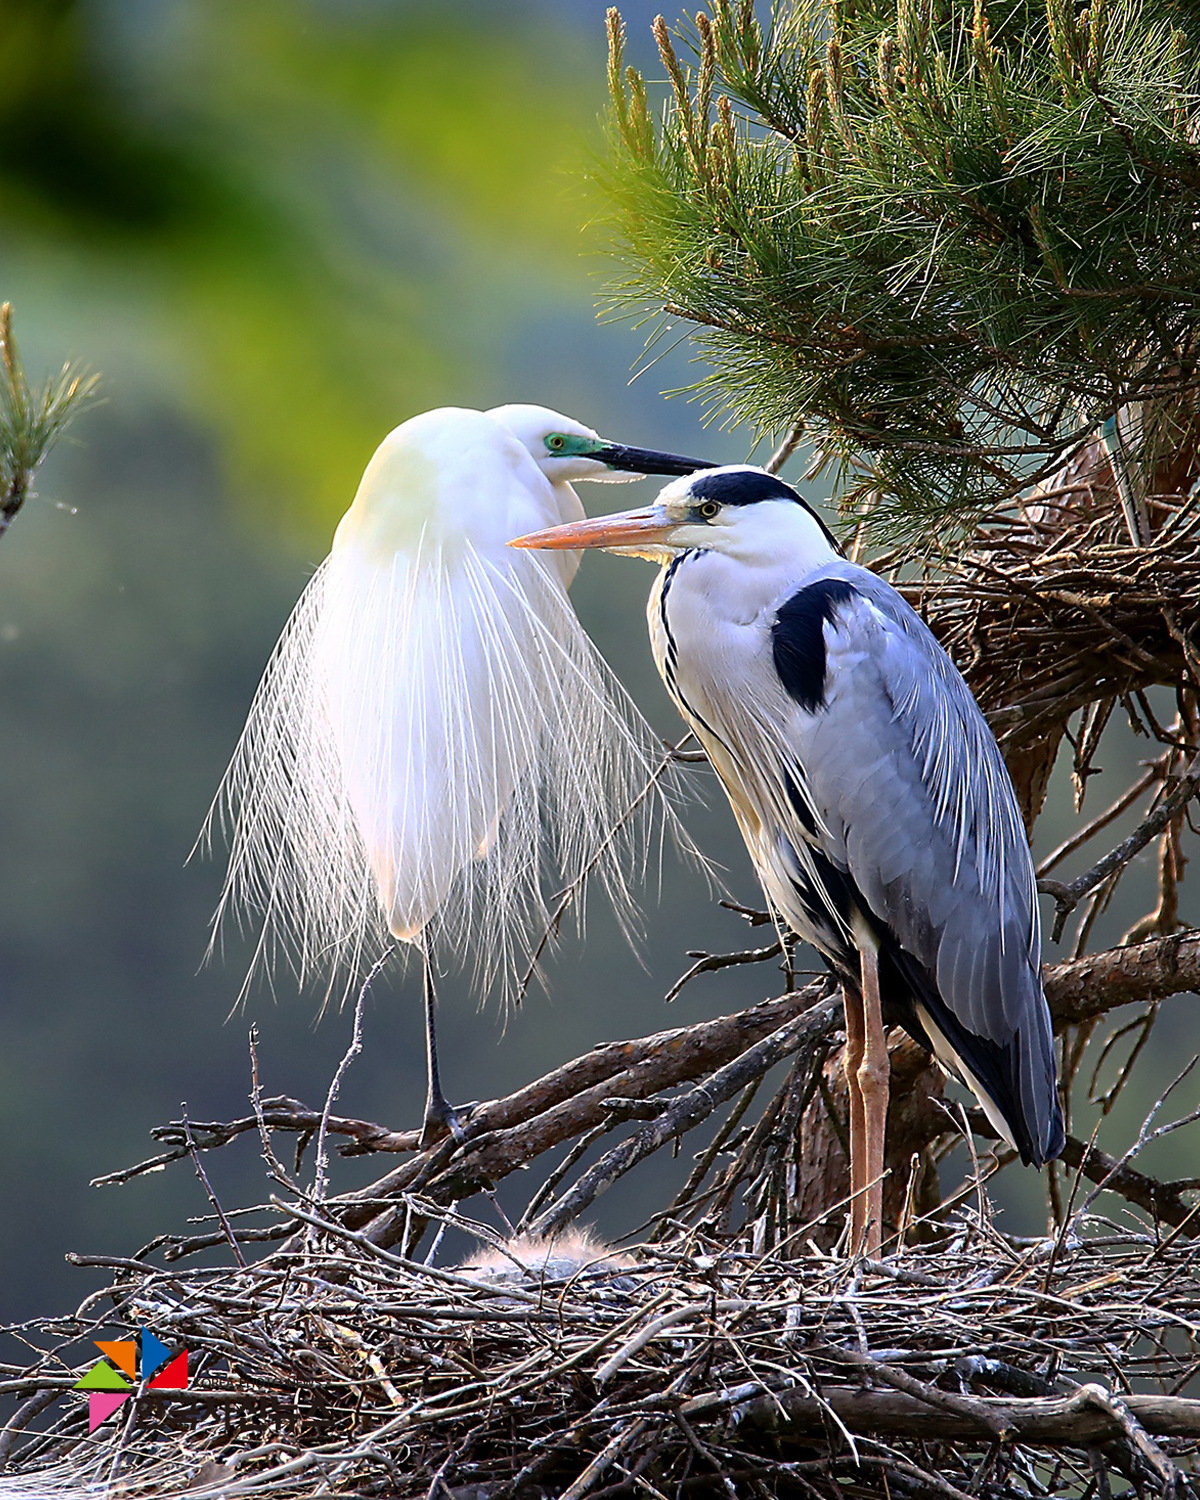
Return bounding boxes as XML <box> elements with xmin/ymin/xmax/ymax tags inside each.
<box><xmin>772</xmin><ymin>579</ymin><xmax>856</xmax><ymax>713</ymax></box>
<box><xmin>690</xmin><ymin>470</ymin><xmax>801</xmax><ymax>508</ymax></box>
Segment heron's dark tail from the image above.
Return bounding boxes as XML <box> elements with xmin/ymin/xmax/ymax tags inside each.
<box><xmin>878</xmin><ymin>940</ymin><xmax>1065</xmax><ymax>1167</ymax></box>
<box><xmin>797</xmin><ymin>847</ymin><xmax>1064</xmax><ymax>1167</ymax></box>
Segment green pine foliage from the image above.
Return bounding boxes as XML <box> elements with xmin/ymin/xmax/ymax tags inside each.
<box><xmin>602</xmin><ymin>0</ymin><xmax>1200</xmax><ymax>532</ymax></box>
<box><xmin>0</xmin><ymin>304</ymin><xmax>97</xmax><ymax>542</ymax></box>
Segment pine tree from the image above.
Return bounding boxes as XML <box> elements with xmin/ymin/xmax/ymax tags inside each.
<box><xmin>604</xmin><ymin>0</ymin><xmax>1200</xmax><ymax>533</ymax></box>
<box><xmin>600</xmin><ymin>1</ymin><xmax>1200</xmax><ymax>1237</ymax></box>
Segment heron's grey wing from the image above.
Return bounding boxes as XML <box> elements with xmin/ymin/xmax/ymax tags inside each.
<box><xmin>775</xmin><ymin>564</ymin><xmax>1062</xmax><ymax>1163</ymax></box>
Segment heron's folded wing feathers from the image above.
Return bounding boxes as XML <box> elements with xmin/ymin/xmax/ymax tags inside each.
<box><xmin>774</xmin><ymin>569</ymin><xmax>1061</xmax><ymax>1163</ymax></box>
<box><xmin>782</xmin><ymin>569</ymin><xmax>1042</xmax><ymax>1051</ymax></box>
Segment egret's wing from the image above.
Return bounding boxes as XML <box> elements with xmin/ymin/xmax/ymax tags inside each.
<box><xmin>204</xmin><ymin>534</ymin><xmax>686</xmax><ymax>1007</ymax></box>
<box><xmin>773</xmin><ymin>566</ymin><xmax>1062</xmax><ymax>1163</ymax></box>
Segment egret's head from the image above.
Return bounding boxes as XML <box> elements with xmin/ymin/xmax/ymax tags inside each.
<box><xmin>510</xmin><ymin>466</ymin><xmax>841</xmax><ymax>566</ymax></box>
<box><xmin>488</xmin><ymin>403</ymin><xmax>715</xmax><ymax>485</ymax></box>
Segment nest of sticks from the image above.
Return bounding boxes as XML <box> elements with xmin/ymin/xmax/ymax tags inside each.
<box><xmin>900</xmin><ymin>467</ymin><xmax>1200</xmax><ymax>763</ymax></box>
<box><xmin>2</xmin><ymin>1204</ymin><xmax>1200</xmax><ymax>1500</ymax></box>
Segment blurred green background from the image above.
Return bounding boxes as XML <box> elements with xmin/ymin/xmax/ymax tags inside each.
<box><xmin>0</xmin><ymin>0</ymin><xmax>1193</xmax><ymax>1326</ymax></box>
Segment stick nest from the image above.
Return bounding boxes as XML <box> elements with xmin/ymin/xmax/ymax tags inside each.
<box><xmin>903</xmin><ymin>491</ymin><xmax>1200</xmax><ymax>755</ymax></box>
<box><xmin>4</xmin><ymin>1208</ymin><xmax>1200</xmax><ymax>1500</ymax></box>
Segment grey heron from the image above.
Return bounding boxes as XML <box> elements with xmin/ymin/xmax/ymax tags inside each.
<box><xmin>208</xmin><ymin>404</ymin><xmax>713</xmax><ymax>1141</ymax></box>
<box><xmin>513</xmin><ymin>465</ymin><xmax>1065</xmax><ymax>1253</ymax></box>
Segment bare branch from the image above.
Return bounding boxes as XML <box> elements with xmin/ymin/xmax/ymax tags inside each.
<box><xmin>89</xmin><ymin>1097</ymin><xmax>401</xmax><ymax>1186</ymax></box>
<box><xmin>1037</xmin><ymin>763</ymin><xmax>1160</xmax><ymax>876</ymax></box>
<box><xmin>180</xmin><ymin>1109</ymin><xmax>246</xmax><ymax>1269</ymax></box>
<box><xmin>765</xmin><ymin>420</ymin><xmax>806</xmax><ymax>474</ymax></box>
<box><xmin>525</xmin><ymin>998</ymin><xmax>840</xmax><ymax>1238</ymax></box>
<box><xmin>966</xmin><ymin>1118</ymin><xmax>1200</xmax><ymax>1233</ymax></box>
<box><xmin>664</xmin><ymin>938</ymin><xmax>784</xmax><ymax>1004</ymax></box>
<box><xmin>1038</xmin><ymin>756</ymin><xmax>1200</xmax><ymax>940</ymax></box>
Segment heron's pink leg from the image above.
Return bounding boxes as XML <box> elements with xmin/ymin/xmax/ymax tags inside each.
<box><xmin>857</xmin><ymin>940</ymin><xmax>889</xmax><ymax>1257</ymax></box>
<box><xmin>842</xmin><ymin>984</ymin><xmax>868</xmax><ymax>1252</ymax></box>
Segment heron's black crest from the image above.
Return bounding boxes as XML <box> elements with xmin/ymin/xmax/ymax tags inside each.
<box><xmin>691</xmin><ymin>470</ymin><xmax>799</xmax><ymax>507</ymax></box>
<box><xmin>772</xmin><ymin>579</ymin><xmax>856</xmax><ymax>713</ymax></box>
<box><xmin>690</xmin><ymin>469</ymin><xmax>840</xmax><ymax>548</ymax></box>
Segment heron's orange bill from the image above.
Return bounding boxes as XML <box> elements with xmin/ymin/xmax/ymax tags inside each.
<box><xmin>509</xmin><ymin>508</ymin><xmax>675</xmax><ymax>551</ymax></box>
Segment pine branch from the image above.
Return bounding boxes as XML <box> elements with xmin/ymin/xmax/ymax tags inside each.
<box><xmin>601</xmin><ymin>1</ymin><xmax>1200</xmax><ymax>531</ymax></box>
<box><xmin>0</xmin><ymin>303</ymin><xmax>98</xmax><ymax>542</ymax></box>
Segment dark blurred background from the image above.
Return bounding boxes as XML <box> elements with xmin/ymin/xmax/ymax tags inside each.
<box><xmin>0</xmin><ymin>0</ymin><xmax>1192</xmax><ymax>1324</ymax></box>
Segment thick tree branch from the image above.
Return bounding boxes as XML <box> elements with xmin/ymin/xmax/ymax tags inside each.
<box><xmin>353</xmin><ymin>930</ymin><xmax>1197</xmax><ymax>1193</ymax></box>
<box><xmin>739</xmin><ymin>1384</ymin><xmax>1200</xmax><ymax>1446</ymax></box>
<box><xmin>350</xmin><ymin>986</ymin><xmax>836</xmax><ymax>1244</ymax></box>
<box><xmin>347</xmin><ymin>934</ymin><xmax>1197</xmax><ymax>1244</ymax></box>
<box><xmin>106</xmin><ymin>933</ymin><xmax>1200</xmax><ymax>1263</ymax></box>
<box><xmin>1045</xmin><ymin>931</ymin><xmax>1199</xmax><ymax>1027</ymax></box>
<box><xmin>525</xmin><ymin>999</ymin><xmax>840</xmax><ymax>1238</ymax></box>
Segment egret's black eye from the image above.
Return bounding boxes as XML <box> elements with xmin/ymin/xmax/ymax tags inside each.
<box><xmin>545</xmin><ymin>433</ymin><xmax>568</xmax><ymax>452</ymax></box>
<box><xmin>697</xmin><ymin>500</ymin><xmax>721</xmax><ymax>521</ymax></box>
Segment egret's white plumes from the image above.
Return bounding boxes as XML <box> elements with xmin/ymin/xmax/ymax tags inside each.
<box><xmin>208</xmin><ymin>405</ymin><xmax>688</xmax><ymax>1010</ymax></box>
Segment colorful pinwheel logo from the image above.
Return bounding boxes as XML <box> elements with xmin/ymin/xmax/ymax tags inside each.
<box><xmin>73</xmin><ymin>1328</ymin><xmax>189</xmax><ymax>1431</ymax></box>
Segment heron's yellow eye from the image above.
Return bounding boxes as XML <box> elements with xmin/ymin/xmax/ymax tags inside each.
<box><xmin>697</xmin><ymin>500</ymin><xmax>720</xmax><ymax>521</ymax></box>
<box><xmin>545</xmin><ymin>433</ymin><xmax>568</xmax><ymax>452</ymax></box>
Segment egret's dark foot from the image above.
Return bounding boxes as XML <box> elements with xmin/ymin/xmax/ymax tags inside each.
<box><xmin>420</xmin><ymin>1095</ymin><xmax>475</xmax><ymax>1149</ymax></box>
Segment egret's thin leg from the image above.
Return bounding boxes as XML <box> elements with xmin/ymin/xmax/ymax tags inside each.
<box><xmin>842</xmin><ymin>983</ymin><xmax>868</xmax><ymax>1253</ymax></box>
<box><xmin>421</xmin><ymin>954</ymin><xmax>463</xmax><ymax>1145</ymax></box>
<box><xmin>857</xmin><ymin>939</ymin><xmax>889</xmax><ymax>1257</ymax></box>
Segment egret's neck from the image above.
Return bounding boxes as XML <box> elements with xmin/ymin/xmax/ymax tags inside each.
<box><xmin>335</xmin><ymin>439</ymin><xmax>443</xmax><ymax>563</ymax></box>
<box><xmin>550</xmin><ymin>478</ymin><xmax>586</xmax><ymax>528</ymax></box>
<box><xmin>333</xmin><ymin>420</ymin><xmax>564</xmax><ymax>566</ymax></box>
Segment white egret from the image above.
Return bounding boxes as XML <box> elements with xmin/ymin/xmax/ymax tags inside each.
<box><xmin>208</xmin><ymin>404</ymin><xmax>713</xmax><ymax>1137</ymax></box>
<box><xmin>513</xmin><ymin>465</ymin><xmax>1064</xmax><ymax>1252</ymax></box>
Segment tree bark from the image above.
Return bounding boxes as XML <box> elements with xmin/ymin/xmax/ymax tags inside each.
<box><xmin>738</xmin><ymin>1384</ymin><xmax>1200</xmax><ymax>1444</ymax></box>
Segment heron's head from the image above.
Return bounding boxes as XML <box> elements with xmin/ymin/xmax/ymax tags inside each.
<box><xmin>488</xmin><ymin>403</ymin><xmax>715</xmax><ymax>485</ymax></box>
<box><xmin>510</xmin><ymin>466</ymin><xmax>841</xmax><ymax>566</ymax></box>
